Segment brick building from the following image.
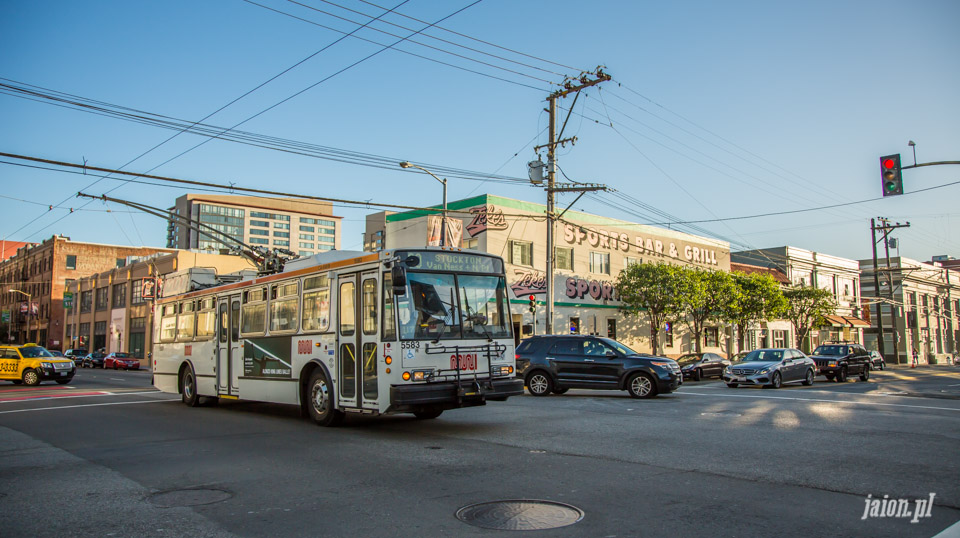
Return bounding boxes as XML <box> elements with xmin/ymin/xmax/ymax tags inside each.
<box><xmin>0</xmin><ymin>236</ymin><xmax>175</xmax><ymax>349</ymax></box>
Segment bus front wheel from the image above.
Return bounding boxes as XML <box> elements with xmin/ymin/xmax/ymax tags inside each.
<box><xmin>307</xmin><ymin>369</ymin><xmax>344</xmax><ymax>427</ymax></box>
<box><xmin>180</xmin><ymin>366</ymin><xmax>199</xmax><ymax>407</ymax></box>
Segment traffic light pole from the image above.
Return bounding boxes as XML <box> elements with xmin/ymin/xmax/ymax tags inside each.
<box><xmin>871</xmin><ymin>217</ymin><xmax>910</xmax><ymax>364</ymax></box>
<box><xmin>870</xmin><ymin>219</ymin><xmax>886</xmax><ymax>359</ymax></box>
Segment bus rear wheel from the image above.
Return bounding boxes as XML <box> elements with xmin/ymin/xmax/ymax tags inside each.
<box><xmin>307</xmin><ymin>369</ymin><xmax>344</xmax><ymax>427</ymax></box>
<box><xmin>413</xmin><ymin>407</ymin><xmax>443</xmax><ymax>420</ymax></box>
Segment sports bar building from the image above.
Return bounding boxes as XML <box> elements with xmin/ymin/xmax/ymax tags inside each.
<box><xmin>366</xmin><ymin>194</ymin><xmax>731</xmax><ymax>357</ymax></box>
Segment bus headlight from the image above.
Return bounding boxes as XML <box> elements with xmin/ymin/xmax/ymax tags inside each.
<box><xmin>412</xmin><ymin>370</ymin><xmax>434</xmax><ymax>381</ymax></box>
<box><xmin>495</xmin><ymin>365</ymin><xmax>514</xmax><ymax>376</ymax></box>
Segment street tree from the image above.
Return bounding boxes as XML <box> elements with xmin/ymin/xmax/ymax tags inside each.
<box><xmin>726</xmin><ymin>271</ymin><xmax>788</xmax><ymax>353</ymax></box>
<box><xmin>680</xmin><ymin>267</ymin><xmax>737</xmax><ymax>353</ymax></box>
<box><xmin>783</xmin><ymin>285</ymin><xmax>836</xmax><ymax>352</ymax></box>
<box><xmin>616</xmin><ymin>262</ymin><xmax>686</xmax><ymax>356</ymax></box>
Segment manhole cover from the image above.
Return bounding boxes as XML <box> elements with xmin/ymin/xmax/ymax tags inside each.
<box><xmin>149</xmin><ymin>488</ymin><xmax>232</xmax><ymax>507</ymax></box>
<box><xmin>456</xmin><ymin>500</ymin><xmax>584</xmax><ymax>530</ymax></box>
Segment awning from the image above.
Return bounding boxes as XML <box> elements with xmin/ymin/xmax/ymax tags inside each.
<box><xmin>823</xmin><ymin>314</ymin><xmax>870</xmax><ymax>328</ymax></box>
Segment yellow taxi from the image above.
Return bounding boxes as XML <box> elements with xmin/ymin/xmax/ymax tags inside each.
<box><xmin>0</xmin><ymin>344</ymin><xmax>76</xmax><ymax>386</ymax></box>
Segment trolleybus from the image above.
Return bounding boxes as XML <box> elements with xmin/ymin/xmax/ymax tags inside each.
<box><xmin>152</xmin><ymin>248</ymin><xmax>522</xmax><ymax>425</ymax></box>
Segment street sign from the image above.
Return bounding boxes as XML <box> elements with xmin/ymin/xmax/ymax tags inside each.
<box><xmin>63</xmin><ymin>291</ymin><xmax>73</xmax><ymax>309</ymax></box>
<box><xmin>1</xmin><ymin>310</ymin><xmax>8</xmax><ymax>323</ymax></box>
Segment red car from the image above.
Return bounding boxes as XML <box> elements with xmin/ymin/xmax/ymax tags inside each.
<box><xmin>103</xmin><ymin>352</ymin><xmax>140</xmax><ymax>370</ymax></box>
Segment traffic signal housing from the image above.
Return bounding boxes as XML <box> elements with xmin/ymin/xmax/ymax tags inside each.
<box><xmin>880</xmin><ymin>154</ymin><xmax>903</xmax><ymax>196</ymax></box>
<box><xmin>528</xmin><ymin>295</ymin><xmax>536</xmax><ymax>312</ymax></box>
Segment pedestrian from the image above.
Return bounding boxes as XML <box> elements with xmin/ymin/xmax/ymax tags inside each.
<box><xmin>912</xmin><ymin>347</ymin><xmax>919</xmax><ymax>368</ymax></box>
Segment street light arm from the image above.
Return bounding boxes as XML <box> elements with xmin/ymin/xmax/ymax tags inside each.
<box><xmin>399</xmin><ymin>161</ymin><xmax>446</xmax><ymax>186</ymax></box>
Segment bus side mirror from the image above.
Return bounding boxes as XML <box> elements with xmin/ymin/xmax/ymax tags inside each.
<box><xmin>391</xmin><ymin>265</ymin><xmax>407</xmax><ymax>296</ymax></box>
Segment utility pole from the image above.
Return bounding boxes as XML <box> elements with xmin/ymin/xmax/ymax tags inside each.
<box><xmin>536</xmin><ymin>68</ymin><xmax>611</xmax><ymax>334</ymax></box>
<box><xmin>871</xmin><ymin>217</ymin><xmax>910</xmax><ymax>364</ymax></box>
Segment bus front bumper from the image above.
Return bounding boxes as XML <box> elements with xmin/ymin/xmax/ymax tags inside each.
<box><xmin>389</xmin><ymin>378</ymin><xmax>524</xmax><ymax>411</ymax></box>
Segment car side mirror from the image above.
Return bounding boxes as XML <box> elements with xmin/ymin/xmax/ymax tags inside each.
<box><xmin>606</xmin><ymin>350</ymin><xmax>617</xmax><ymax>358</ymax></box>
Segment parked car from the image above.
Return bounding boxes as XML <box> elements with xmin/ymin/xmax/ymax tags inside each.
<box><xmin>82</xmin><ymin>351</ymin><xmax>106</xmax><ymax>368</ymax></box>
<box><xmin>868</xmin><ymin>350</ymin><xmax>885</xmax><ymax>371</ymax></box>
<box><xmin>47</xmin><ymin>350</ymin><xmax>64</xmax><ymax>357</ymax></box>
<box><xmin>64</xmin><ymin>348</ymin><xmax>88</xmax><ymax>366</ymax></box>
<box><xmin>677</xmin><ymin>352</ymin><xmax>731</xmax><ymax>380</ymax></box>
<box><xmin>515</xmin><ymin>335</ymin><xmax>682</xmax><ymax>399</ymax></box>
<box><xmin>722</xmin><ymin>348</ymin><xmax>816</xmax><ymax>389</ymax></box>
<box><xmin>730</xmin><ymin>351</ymin><xmax>751</xmax><ymax>363</ymax></box>
<box><xmin>0</xmin><ymin>344</ymin><xmax>75</xmax><ymax>385</ymax></box>
<box><xmin>103</xmin><ymin>352</ymin><xmax>140</xmax><ymax>370</ymax></box>
<box><xmin>809</xmin><ymin>343</ymin><xmax>871</xmax><ymax>382</ymax></box>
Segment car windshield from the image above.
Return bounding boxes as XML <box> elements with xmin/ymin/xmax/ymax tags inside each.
<box><xmin>598</xmin><ymin>338</ymin><xmax>639</xmax><ymax>356</ymax></box>
<box><xmin>676</xmin><ymin>354</ymin><xmax>702</xmax><ymax>365</ymax></box>
<box><xmin>743</xmin><ymin>349</ymin><xmax>782</xmax><ymax>362</ymax></box>
<box><xmin>91</xmin><ymin>352</ymin><xmax>105</xmax><ymax>358</ymax></box>
<box><xmin>19</xmin><ymin>346</ymin><xmax>53</xmax><ymax>358</ymax></box>
<box><xmin>396</xmin><ymin>272</ymin><xmax>510</xmax><ymax>340</ymax></box>
<box><xmin>71</xmin><ymin>349</ymin><xmax>87</xmax><ymax>356</ymax></box>
<box><xmin>814</xmin><ymin>345</ymin><xmax>848</xmax><ymax>356</ymax></box>
<box><xmin>113</xmin><ymin>353</ymin><xmax>130</xmax><ymax>358</ymax></box>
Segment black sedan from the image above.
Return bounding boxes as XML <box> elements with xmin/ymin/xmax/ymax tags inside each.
<box><xmin>677</xmin><ymin>352</ymin><xmax>731</xmax><ymax>381</ymax></box>
<box><xmin>82</xmin><ymin>351</ymin><xmax>106</xmax><ymax>368</ymax></box>
<box><xmin>515</xmin><ymin>335</ymin><xmax>681</xmax><ymax>399</ymax></box>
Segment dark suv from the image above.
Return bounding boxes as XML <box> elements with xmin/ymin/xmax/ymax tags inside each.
<box><xmin>809</xmin><ymin>343</ymin><xmax>871</xmax><ymax>382</ymax></box>
<box><xmin>515</xmin><ymin>335</ymin><xmax>682</xmax><ymax>399</ymax></box>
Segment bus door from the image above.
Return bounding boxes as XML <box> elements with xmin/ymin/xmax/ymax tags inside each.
<box><xmin>217</xmin><ymin>294</ymin><xmax>242</xmax><ymax>396</ymax></box>
<box><xmin>336</xmin><ymin>272</ymin><xmax>380</xmax><ymax>410</ymax></box>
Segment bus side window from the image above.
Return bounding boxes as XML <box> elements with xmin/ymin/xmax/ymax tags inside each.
<box><xmin>241</xmin><ymin>288</ymin><xmax>266</xmax><ymax>336</ymax></box>
<box><xmin>302</xmin><ymin>276</ymin><xmax>330</xmax><ymax>333</ymax></box>
<box><xmin>362</xmin><ymin>278</ymin><xmax>377</xmax><ymax>335</ymax></box>
<box><xmin>219</xmin><ymin>302</ymin><xmax>228</xmax><ymax>343</ymax></box>
<box><xmin>231</xmin><ymin>301</ymin><xmax>240</xmax><ymax>342</ymax></box>
<box><xmin>269</xmin><ymin>281</ymin><xmax>299</xmax><ymax>333</ymax></box>
<box><xmin>339</xmin><ymin>281</ymin><xmax>355</xmax><ymax>336</ymax></box>
<box><xmin>381</xmin><ymin>277</ymin><xmax>396</xmax><ymax>341</ymax></box>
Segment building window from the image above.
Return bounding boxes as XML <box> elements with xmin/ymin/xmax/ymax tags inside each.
<box><xmin>66</xmin><ymin>255</ymin><xmax>77</xmax><ymax>270</ymax></box>
<box><xmin>116</xmin><ymin>258</ymin><xmax>126</xmax><ymax>268</ymax></box>
<box><xmin>112</xmin><ymin>283</ymin><xmax>126</xmax><ymax>308</ymax></box>
<box><xmin>510</xmin><ymin>241</ymin><xmax>533</xmax><ymax>267</ymax></box>
<box><xmin>273</xmin><ymin>231</ymin><xmax>290</xmax><ymax>238</ymax></box>
<box><xmin>274</xmin><ymin>240</ymin><xmax>290</xmax><ymax>247</ymax></box>
<box><xmin>589</xmin><ymin>251</ymin><xmax>610</xmax><ymax>275</ymax></box>
<box><xmin>299</xmin><ymin>242</ymin><xmax>314</xmax><ymax>249</ymax></box>
<box><xmin>301</xmin><ymin>217</ymin><xmax>335</xmax><ymax>226</ymax></box>
<box><xmin>249</xmin><ymin>228</ymin><xmax>269</xmax><ymax>236</ymax></box>
<box><xmin>773</xmin><ymin>329</ymin><xmax>787</xmax><ymax>348</ymax></box>
<box><xmin>607</xmin><ymin>318</ymin><xmax>617</xmax><ymax>339</ymax></box>
<box><xmin>664</xmin><ymin>322</ymin><xmax>674</xmax><ymax>347</ymax></box>
<box><xmin>250</xmin><ymin>220</ymin><xmax>269</xmax><ymax>228</ymax></box>
<box><xmin>300</xmin><ymin>225</ymin><xmax>315</xmax><ymax>232</ymax></box>
<box><xmin>95</xmin><ymin>287</ymin><xmax>109</xmax><ymax>311</ymax></box>
<box><xmin>569</xmin><ymin>317</ymin><xmax>580</xmax><ymax>334</ymax></box>
<box><xmin>299</xmin><ymin>251</ymin><xmax>314</xmax><ymax>257</ymax></box>
<box><xmin>704</xmin><ymin>327</ymin><xmax>719</xmax><ymax>347</ymax></box>
<box><xmin>299</xmin><ymin>234</ymin><xmax>315</xmax><ymax>241</ymax></box>
<box><xmin>317</xmin><ymin>236</ymin><xmax>335</xmax><ymax>245</ymax></box>
<box><xmin>131</xmin><ymin>279</ymin><xmax>145</xmax><ymax>305</ymax></box>
<box><xmin>463</xmin><ymin>238</ymin><xmax>478</xmax><ymax>250</ymax></box>
<box><xmin>80</xmin><ymin>290</ymin><xmax>93</xmax><ymax>313</ymax></box>
<box><xmin>555</xmin><ymin>247</ymin><xmax>573</xmax><ymax>271</ymax></box>
<box><xmin>624</xmin><ymin>257</ymin><xmax>641</xmax><ymax>268</ymax></box>
<box><xmin>274</xmin><ymin>222</ymin><xmax>290</xmax><ymax>230</ymax></box>
<box><xmin>249</xmin><ymin>237</ymin><xmax>269</xmax><ymax>245</ymax></box>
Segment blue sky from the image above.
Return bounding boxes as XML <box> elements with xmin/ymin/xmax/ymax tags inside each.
<box><xmin>1</xmin><ymin>0</ymin><xmax>958</xmax><ymax>263</ymax></box>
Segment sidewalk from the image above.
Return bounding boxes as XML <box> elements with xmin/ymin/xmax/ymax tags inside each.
<box><xmin>867</xmin><ymin>365</ymin><xmax>960</xmax><ymax>400</ymax></box>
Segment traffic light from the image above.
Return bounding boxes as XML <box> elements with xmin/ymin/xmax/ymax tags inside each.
<box><xmin>880</xmin><ymin>154</ymin><xmax>903</xmax><ymax>196</ymax></box>
<box><xmin>528</xmin><ymin>295</ymin><xmax>536</xmax><ymax>312</ymax></box>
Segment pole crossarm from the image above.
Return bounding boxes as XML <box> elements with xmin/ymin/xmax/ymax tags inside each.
<box><xmin>546</xmin><ymin>183</ymin><xmax>607</xmax><ymax>193</ymax></box>
<box><xmin>901</xmin><ymin>160</ymin><xmax>960</xmax><ymax>170</ymax></box>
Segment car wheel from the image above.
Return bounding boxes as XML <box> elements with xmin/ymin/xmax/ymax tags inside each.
<box><xmin>859</xmin><ymin>366</ymin><xmax>870</xmax><ymax>382</ymax></box>
<box><xmin>693</xmin><ymin>368</ymin><xmax>702</xmax><ymax>381</ymax></box>
<box><xmin>879</xmin><ymin>362</ymin><xmax>884</xmax><ymax>371</ymax></box>
<box><xmin>802</xmin><ymin>369</ymin><xmax>814</xmax><ymax>386</ymax></box>
<box><xmin>180</xmin><ymin>367</ymin><xmax>200</xmax><ymax>407</ymax></box>
<box><xmin>626</xmin><ymin>372</ymin><xmax>657</xmax><ymax>399</ymax></box>
<box><xmin>526</xmin><ymin>372</ymin><xmax>552</xmax><ymax>396</ymax></box>
<box><xmin>552</xmin><ymin>387</ymin><xmax>569</xmax><ymax>395</ymax></box>
<box><xmin>306</xmin><ymin>368</ymin><xmax>344</xmax><ymax>426</ymax></box>
<box><xmin>56</xmin><ymin>379</ymin><xmax>71</xmax><ymax>385</ymax></box>
<box><xmin>22</xmin><ymin>368</ymin><xmax>41</xmax><ymax>386</ymax></box>
<box><xmin>726</xmin><ymin>383</ymin><xmax>739</xmax><ymax>388</ymax></box>
<box><xmin>836</xmin><ymin>367</ymin><xmax>848</xmax><ymax>383</ymax></box>
<box><xmin>413</xmin><ymin>407</ymin><xmax>443</xmax><ymax>420</ymax></box>
<box><xmin>769</xmin><ymin>372</ymin><xmax>782</xmax><ymax>389</ymax></box>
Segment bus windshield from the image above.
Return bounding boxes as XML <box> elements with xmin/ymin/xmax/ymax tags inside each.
<box><xmin>396</xmin><ymin>272</ymin><xmax>511</xmax><ymax>340</ymax></box>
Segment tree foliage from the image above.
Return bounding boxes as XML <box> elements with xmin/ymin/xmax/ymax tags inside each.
<box><xmin>679</xmin><ymin>268</ymin><xmax>737</xmax><ymax>353</ymax></box>
<box><xmin>783</xmin><ymin>285</ymin><xmax>836</xmax><ymax>352</ymax></box>
<box><xmin>615</xmin><ymin>262</ymin><xmax>686</xmax><ymax>356</ymax></box>
<box><xmin>726</xmin><ymin>272</ymin><xmax>788</xmax><ymax>352</ymax></box>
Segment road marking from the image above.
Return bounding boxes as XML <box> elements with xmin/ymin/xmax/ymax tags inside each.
<box><xmin>0</xmin><ymin>389</ymin><xmax>160</xmax><ymax>404</ymax></box>
<box><xmin>0</xmin><ymin>398</ymin><xmax>179</xmax><ymax>414</ymax></box>
<box><xmin>681</xmin><ymin>391</ymin><xmax>960</xmax><ymax>412</ymax></box>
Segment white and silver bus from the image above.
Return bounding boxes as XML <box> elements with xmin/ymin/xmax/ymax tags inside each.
<box><xmin>152</xmin><ymin>248</ymin><xmax>522</xmax><ymax>425</ymax></box>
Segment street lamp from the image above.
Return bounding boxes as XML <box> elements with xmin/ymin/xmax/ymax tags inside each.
<box><xmin>9</xmin><ymin>289</ymin><xmax>31</xmax><ymax>344</ymax></box>
<box><xmin>399</xmin><ymin>161</ymin><xmax>448</xmax><ymax>247</ymax></box>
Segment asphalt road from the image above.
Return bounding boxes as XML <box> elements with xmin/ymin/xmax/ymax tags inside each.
<box><xmin>1</xmin><ymin>366</ymin><xmax>958</xmax><ymax>537</ymax></box>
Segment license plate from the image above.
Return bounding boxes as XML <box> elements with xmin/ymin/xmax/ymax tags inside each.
<box><xmin>60</xmin><ymin>372</ymin><xmax>67</xmax><ymax>376</ymax></box>
<box><xmin>736</xmin><ymin>377</ymin><xmax>746</xmax><ymax>382</ymax></box>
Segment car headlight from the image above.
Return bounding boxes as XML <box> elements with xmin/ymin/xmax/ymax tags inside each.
<box><xmin>650</xmin><ymin>361</ymin><xmax>673</xmax><ymax>368</ymax></box>
<box><xmin>41</xmin><ymin>362</ymin><xmax>54</xmax><ymax>369</ymax></box>
<box><xmin>758</xmin><ymin>367</ymin><xmax>770</xmax><ymax>374</ymax></box>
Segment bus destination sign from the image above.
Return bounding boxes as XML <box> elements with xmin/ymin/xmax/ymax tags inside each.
<box><xmin>399</xmin><ymin>251</ymin><xmax>503</xmax><ymax>274</ymax></box>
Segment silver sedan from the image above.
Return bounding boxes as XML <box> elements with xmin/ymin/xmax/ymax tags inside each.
<box><xmin>722</xmin><ymin>348</ymin><xmax>816</xmax><ymax>389</ymax></box>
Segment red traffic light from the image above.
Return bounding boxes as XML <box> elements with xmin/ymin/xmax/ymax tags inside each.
<box><xmin>528</xmin><ymin>295</ymin><xmax>535</xmax><ymax>301</ymax></box>
<box><xmin>882</xmin><ymin>158</ymin><xmax>895</xmax><ymax>169</ymax></box>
